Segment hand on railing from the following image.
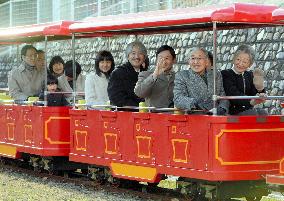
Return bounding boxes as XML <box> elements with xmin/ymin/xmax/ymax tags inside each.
<box><xmin>208</xmin><ymin>106</ymin><xmax>226</xmax><ymax>115</ymax></box>
<box><xmin>250</xmin><ymin>93</ymin><xmax>266</xmax><ymax>106</ymax></box>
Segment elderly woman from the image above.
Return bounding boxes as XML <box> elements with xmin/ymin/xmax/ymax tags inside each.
<box><xmin>174</xmin><ymin>47</ymin><xmax>229</xmax><ymax>115</ymax></box>
<box><xmin>221</xmin><ymin>44</ymin><xmax>267</xmax><ymax>115</ymax></box>
<box><xmin>107</xmin><ymin>41</ymin><xmax>148</xmax><ymax>107</ymax></box>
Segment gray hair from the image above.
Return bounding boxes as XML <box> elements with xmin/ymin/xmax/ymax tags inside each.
<box><xmin>233</xmin><ymin>44</ymin><xmax>255</xmax><ymax>65</ymax></box>
<box><xmin>125</xmin><ymin>41</ymin><xmax>147</xmax><ymax>58</ymax></box>
<box><xmin>187</xmin><ymin>47</ymin><xmax>209</xmax><ymax>61</ymax></box>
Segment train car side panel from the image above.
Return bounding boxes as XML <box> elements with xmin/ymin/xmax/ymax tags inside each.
<box><xmin>211</xmin><ymin>115</ymin><xmax>284</xmax><ymax>180</ymax></box>
<box><xmin>0</xmin><ymin>105</ymin><xmax>21</xmax><ymax>158</ymax></box>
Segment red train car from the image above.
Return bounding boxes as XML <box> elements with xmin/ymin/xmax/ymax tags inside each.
<box><xmin>69</xmin><ymin>110</ymin><xmax>284</xmax><ymax>199</ymax></box>
<box><xmin>0</xmin><ymin>21</ymin><xmax>79</xmax><ymax>171</ymax></box>
<box><xmin>0</xmin><ymin>2</ymin><xmax>283</xmax><ymax>200</ymax></box>
<box><xmin>0</xmin><ymin>105</ymin><xmax>70</xmax><ymax>158</ymax></box>
<box><xmin>68</xmin><ymin>3</ymin><xmax>284</xmax><ymax>200</ymax></box>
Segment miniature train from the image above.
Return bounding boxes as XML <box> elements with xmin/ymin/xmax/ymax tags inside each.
<box><xmin>0</xmin><ymin>2</ymin><xmax>284</xmax><ymax>200</ymax></box>
<box><xmin>0</xmin><ymin>103</ymin><xmax>283</xmax><ymax>200</ymax></box>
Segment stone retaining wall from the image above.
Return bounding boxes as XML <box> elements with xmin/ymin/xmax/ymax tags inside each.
<box><xmin>1</xmin><ymin>26</ymin><xmax>284</xmax><ymax>113</ymax></box>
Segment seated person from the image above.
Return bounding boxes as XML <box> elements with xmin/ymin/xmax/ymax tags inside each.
<box><xmin>85</xmin><ymin>50</ymin><xmax>115</xmax><ymax>105</ymax></box>
<box><xmin>39</xmin><ymin>74</ymin><xmax>69</xmax><ymax>106</ymax></box>
<box><xmin>49</xmin><ymin>56</ymin><xmax>65</xmax><ymax>78</ymax></box>
<box><xmin>207</xmin><ymin>50</ymin><xmax>213</xmax><ymax>69</ymax></box>
<box><xmin>107</xmin><ymin>41</ymin><xmax>148</xmax><ymax>107</ymax></box>
<box><xmin>8</xmin><ymin>45</ymin><xmax>44</xmax><ymax>100</ymax></box>
<box><xmin>134</xmin><ymin>45</ymin><xmax>176</xmax><ymax>108</ymax></box>
<box><xmin>35</xmin><ymin>50</ymin><xmax>45</xmax><ymax>72</ymax></box>
<box><xmin>221</xmin><ymin>44</ymin><xmax>267</xmax><ymax>115</ymax></box>
<box><xmin>58</xmin><ymin>60</ymin><xmax>85</xmax><ymax>103</ymax></box>
<box><xmin>174</xmin><ymin>47</ymin><xmax>229</xmax><ymax>115</ymax></box>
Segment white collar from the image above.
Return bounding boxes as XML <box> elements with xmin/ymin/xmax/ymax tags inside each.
<box><xmin>134</xmin><ymin>67</ymin><xmax>140</xmax><ymax>73</ymax></box>
<box><xmin>232</xmin><ymin>66</ymin><xmax>244</xmax><ymax>75</ymax></box>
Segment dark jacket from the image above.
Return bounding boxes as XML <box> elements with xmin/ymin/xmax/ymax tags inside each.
<box><xmin>221</xmin><ymin>69</ymin><xmax>265</xmax><ymax>115</ymax></box>
<box><xmin>107</xmin><ymin>62</ymin><xmax>145</xmax><ymax>107</ymax></box>
<box><xmin>39</xmin><ymin>90</ymin><xmax>69</xmax><ymax>106</ymax></box>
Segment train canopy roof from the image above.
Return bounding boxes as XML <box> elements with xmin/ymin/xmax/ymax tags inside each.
<box><xmin>272</xmin><ymin>8</ymin><xmax>284</xmax><ymax>22</ymax></box>
<box><xmin>0</xmin><ymin>21</ymin><xmax>75</xmax><ymax>44</ymax></box>
<box><xmin>69</xmin><ymin>3</ymin><xmax>281</xmax><ymax>36</ymax></box>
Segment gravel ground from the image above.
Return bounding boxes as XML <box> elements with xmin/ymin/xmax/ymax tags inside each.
<box><xmin>0</xmin><ymin>166</ymin><xmax>153</xmax><ymax>201</ymax></box>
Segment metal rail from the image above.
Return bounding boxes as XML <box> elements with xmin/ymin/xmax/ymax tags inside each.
<box><xmin>74</xmin><ymin>104</ymin><xmax>207</xmax><ymax>114</ymax></box>
<box><xmin>215</xmin><ymin>95</ymin><xmax>284</xmax><ymax>100</ymax></box>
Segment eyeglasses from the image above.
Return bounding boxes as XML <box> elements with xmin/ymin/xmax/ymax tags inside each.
<box><xmin>189</xmin><ymin>57</ymin><xmax>206</xmax><ymax>62</ymax></box>
<box><xmin>25</xmin><ymin>54</ymin><xmax>37</xmax><ymax>59</ymax></box>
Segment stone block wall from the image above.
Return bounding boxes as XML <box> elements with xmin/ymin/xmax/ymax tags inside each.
<box><xmin>1</xmin><ymin>26</ymin><xmax>284</xmax><ymax>114</ymax></box>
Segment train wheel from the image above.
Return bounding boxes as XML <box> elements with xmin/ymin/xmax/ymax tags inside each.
<box><xmin>29</xmin><ymin>156</ymin><xmax>40</xmax><ymax>171</ymax></box>
<box><xmin>41</xmin><ymin>157</ymin><xmax>55</xmax><ymax>174</ymax></box>
<box><xmin>41</xmin><ymin>157</ymin><xmax>62</xmax><ymax>175</ymax></box>
<box><xmin>88</xmin><ymin>166</ymin><xmax>105</xmax><ymax>183</ymax></box>
<box><xmin>0</xmin><ymin>156</ymin><xmax>8</xmax><ymax>165</ymax></box>
<box><xmin>104</xmin><ymin>168</ymin><xmax>120</xmax><ymax>187</ymax></box>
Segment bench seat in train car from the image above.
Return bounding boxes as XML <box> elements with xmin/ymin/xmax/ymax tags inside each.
<box><xmin>0</xmin><ymin>105</ymin><xmax>71</xmax><ymax>158</ymax></box>
<box><xmin>69</xmin><ymin>109</ymin><xmax>284</xmax><ymax>183</ymax></box>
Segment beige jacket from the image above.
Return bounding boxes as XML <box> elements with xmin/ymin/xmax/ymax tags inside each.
<box><xmin>57</xmin><ymin>74</ymin><xmax>85</xmax><ymax>102</ymax></box>
<box><xmin>134</xmin><ymin>69</ymin><xmax>175</xmax><ymax>108</ymax></box>
<box><xmin>8</xmin><ymin>63</ymin><xmax>44</xmax><ymax>100</ymax></box>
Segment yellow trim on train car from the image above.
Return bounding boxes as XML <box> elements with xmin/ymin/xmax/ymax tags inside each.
<box><xmin>136</xmin><ymin>136</ymin><xmax>151</xmax><ymax>159</ymax></box>
<box><xmin>135</xmin><ymin>123</ymin><xmax>140</xmax><ymax>131</ymax></box>
<box><xmin>104</xmin><ymin>132</ymin><xmax>117</xmax><ymax>154</ymax></box>
<box><xmin>44</xmin><ymin>116</ymin><xmax>70</xmax><ymax>144</ymax></box>
<box><xmin>24</xmin><ymin>124</ymin><xmax>32</xmax><ymax>143</ymax></box>
<box><xmin>171</xmin><ymin>139</ymin><xmax>189</xmax><ymax>163</ymax></box>
<box><xmin>279</xmin><ymin>157</ymin><xmax>284</xmax><ymax>174</ymax></box>
<box><xmin>171</xmin><ymin>125</ymin><xmax>176</xmax><ymax>134</ymax></box>
<box><xmin>111</xmin><ymin>162</ymin><xmax>157</xmax><ymax>181</ymax></box>
<box><xmin>0</xmin><ymin>144</ymin><xmax>17</xmax><ymax>158</ymax></box>
<box><xmin>7</xmin><ymin>123</ymin><xmax>15</xmax><ymax>140</ymax></box>
<box><xmin>103</xmin><ymin>121</ymin><xmax>108</xmax><ymax>128</ymax></box>
<box><xmin>215</xmin><ymin>128</ymin><xmax>284</xmax><ymax>165</ymax></box>
<box><xmin>75</xmin><ymin>130</ymin><xmax>87</xmax><ymax>151</ymax></box>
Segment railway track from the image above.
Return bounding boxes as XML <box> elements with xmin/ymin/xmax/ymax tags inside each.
<box><xmin>0</xmin><ymin>158</ymin><xmax>187</xmax><ymax>201</ymax></box>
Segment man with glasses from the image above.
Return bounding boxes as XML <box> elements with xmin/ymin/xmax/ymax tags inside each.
<box><xmin>8</xmin><ymin>45</ymin><xmax>44</xmax><ymax>100</ymax></box>
<box><xmin>35</xmin><ymin>50</ymin><xmax>46</xmax><ymax>72</ymax></box>
<box><xmin>173</xmin><ymin>47</ymin><xmax>228</xmax><ymax>115</ymax></box>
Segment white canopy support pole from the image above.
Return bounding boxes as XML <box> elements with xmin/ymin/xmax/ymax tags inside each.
<box><xmin>71</xmin><ymin>33</ymin><xmax>76</xmax><ymax>107</ymax></box>
<box><xmin>44</xmin><ymin>35</ymin><xmax>48</xmax><ymax>106</ymax></box>
<box><xmin>212</xmin><ymin>21</ymin><xmax>218</xmax><ymax>116</ymax></box>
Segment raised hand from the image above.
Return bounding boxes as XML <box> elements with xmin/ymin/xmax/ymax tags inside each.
<box><xmin>153</xmin><ymin>58</ymin><xmax>166</xmax><ymax>79</ymax></box>
<box><xmin>253</xmin><ymin>68</ymin><xmax>265</xmax><ymax>91</ymax></box>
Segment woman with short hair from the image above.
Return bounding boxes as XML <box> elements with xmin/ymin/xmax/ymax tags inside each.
<box><xmin>221</xmin><ymin>44</ymin><xmax>267</xmax><ymax>115</ymax></box>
